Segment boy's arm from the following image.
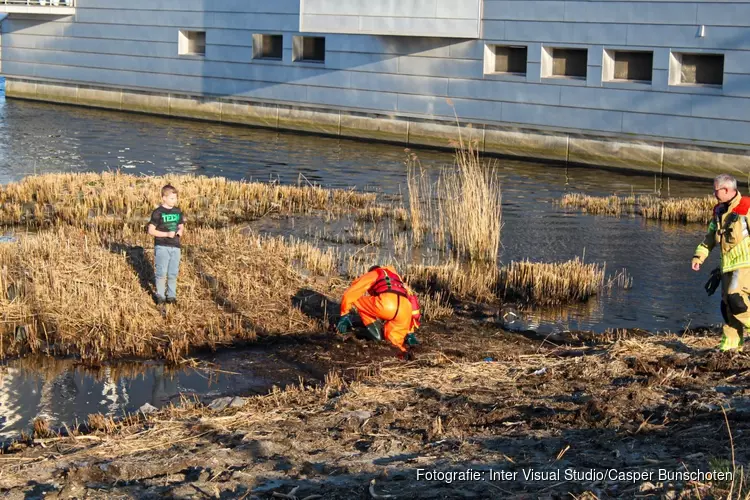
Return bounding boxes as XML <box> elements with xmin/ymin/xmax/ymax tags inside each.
<box><xmin>176</xmin><ymin>211</ymin><xmax>185</xmax><ymax>237</ymax></box>
<box><xmin>148</xmin><ymin>223</ymin><xmax>173</xmax><ymax>238</ymax></box>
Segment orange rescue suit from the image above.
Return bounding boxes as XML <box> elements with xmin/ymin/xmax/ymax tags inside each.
<box><xmin>340</xmin><ymin>266</ymin><xmax>414</xmax><ymax>352</ymax></box>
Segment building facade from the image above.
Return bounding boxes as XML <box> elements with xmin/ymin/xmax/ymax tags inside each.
<box><xmin>1</xmin><ymin>0</ymin><xmax>749</xmax><ymax>178</ymax></box>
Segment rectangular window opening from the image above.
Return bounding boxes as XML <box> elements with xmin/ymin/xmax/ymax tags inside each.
<box><xmin>551</xmin><ymin>48</ymin><xmax>587</xmax><ymax>78</ymax></box>
<box><xmin>492</xmin><ymin>45</ymin><xmax>527</xmax><ymax>75</ymax></box>
<box><xmin>179</xmin><ymin>30</ymin><xmax>206</xmax><ymax>56</ymax></box>
<box><xmin>293</xmin><ymin>36</ymin><xmax>325</xmax><ymax>63</ymax></box>
<box><xmin>253</xmin><ymin>34</ymin><xmax>283</xmax><ymax>60</ymax></box>
<box><xmin>679</xmin><ymin>53</ymin><xmax>724</xmax><ymax>86</ymax></box>
<box><xmin>613</xmin><ymin>51</ymin><xmax>653</xmax><ymax>82</ymax></box>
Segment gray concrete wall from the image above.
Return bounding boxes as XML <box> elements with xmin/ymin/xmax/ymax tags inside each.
<box><xmin>1</xmin><ymin>0</ymin><xmax>750</xmax><ymax>178</ymax></box>
<box><xmin>299</xmin><ymin>0</ymin><xmax>482</xmax><ymax>38</ymax></box>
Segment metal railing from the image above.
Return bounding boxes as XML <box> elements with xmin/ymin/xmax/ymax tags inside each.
<box><xmin>1</xmin><ymin>0</ymin><xmax>74</xmax><ymax>6</ymax></box>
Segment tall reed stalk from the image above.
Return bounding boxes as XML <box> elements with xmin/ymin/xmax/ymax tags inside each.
<box><xmin>440</xmin><ymin>138</ymin><xmax>502</xmax><ymax>262</ymax></box>
<box><xmin>405</xmin><ymin>151</ymin><xmax>427</xmax><ymax>247</ymax></box>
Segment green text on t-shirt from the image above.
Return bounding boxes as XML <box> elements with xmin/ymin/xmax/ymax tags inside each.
<box><xmin>162</xmin><ymin>213</ymin><xmax>180</xmax><ymax>230</ymax></box>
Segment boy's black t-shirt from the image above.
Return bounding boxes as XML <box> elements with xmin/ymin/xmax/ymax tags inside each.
<box><xmin>149</xmin><ymin>206</ymin><xmax>184</xmax><ymax>248</ymax></box>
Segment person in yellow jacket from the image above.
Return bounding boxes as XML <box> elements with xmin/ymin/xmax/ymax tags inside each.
<box><xmin>337</xmin><ymin>265</ymin><xmax>420</xmax><ymax>354</ymax></box>
<box><xmin>692</xmin><ymin>174</ymin><xmax>750</xmax><ymax>351</ymax></box>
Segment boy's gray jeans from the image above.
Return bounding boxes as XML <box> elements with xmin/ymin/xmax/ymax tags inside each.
<box><xmin>154</xmin><ymin>246</ymin><xmax>181</xmax><ymax>299</ymax></box>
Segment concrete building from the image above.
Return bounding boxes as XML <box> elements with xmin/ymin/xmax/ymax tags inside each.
<box><xmin>1</xmin><ymin>0</ymin><xmax>749</xmax><ymax>178</ymax></box>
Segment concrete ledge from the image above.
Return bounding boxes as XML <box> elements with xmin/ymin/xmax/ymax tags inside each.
<box><xmin>485</xmin><ymin>127</ymin><xmax>567</xmax><ymax>162</ymax></box>
<box><xmin>340</xmin><ymin>112</ymin><xmax>408</xmax><ymax>143</ymax></box>
<box><xmin>221</xmin><ymin>101</ymin><xmax>278</xmax><ymax>128</ymax></box>
<box><xmin>169</xmin><ymin>95</ymin><xmax>222</xmax><ymax>121</ymax></box>
<box><xmin>663</xmin><ymin>144</ymin><xmax>750</xmax><ymax>179</ymax></box>
<box><xmin>569</xmin><ymin>135</ymin><xmax>662</xmax><ymax>174</ymax></box>
<box><xmin>35</xmin><ymin>82</ymin><xmax>78</xmax><ymax>104</ymax></box>
<box><xmin>77</xmin><ymin>87</ymin><xmax>122</xmax><ymax>110</ymax></box>
<box><xmin>4</xmin><ymin>79</ymin><xmax>37</xmax><ymax>99</ymax></box>
<box><xmin>408</xmin><ymin>120</ymin><xmax>483</xmax><ymax>151</ymax></box>
<box><xmin>6</xmin><ymin>77</ymin><xmax>750</xmax><ymax>180</ymax></box>
<box><xmin>121</xmin><ymin>91</ymin><xmax>170</xmax><ymax>115</ymax></box>
<box><xmin>278</xmin><ymin>105</ymin><xmax>340</xmax><ymax>136</ymax></box>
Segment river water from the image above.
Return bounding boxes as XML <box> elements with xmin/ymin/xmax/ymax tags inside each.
<box><xmin>0</xmin><ymin>77</ymin><xmax>726</xmax><ymax>438</ymax></box>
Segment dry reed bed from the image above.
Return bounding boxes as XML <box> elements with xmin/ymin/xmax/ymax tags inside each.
<box><xmin>0</xmin><ymin>172</ymin><xmax>395</xmax><ymax>228</ymax></box>
<box><xmin>405</xmin><ymin>144</ymin><xmax>502</xmax><ymax>262</ymax></box>
<box><xmin>0</xmin><ymin>226</ymin><xmax>337</xmax><ymax>362</ymax></box>
<box><xmin>406</xmin><ymin>261</ymin><xmax>499</xmax><ymax>302</ymax></box>
<box><xmin>1</xmin><ymin>332</ymin><xmax>744</xmax><ymax>499</ymax></box>
<box><xmin>405</xmin><ymin>150</ymin><xmax>431</xmax><ymax>247</ymax></box>
<box><xmin>405</xmin><ymin>258</ymin><xmax>607</xmax><ymax>305</ymax></box>
<box><xmin>560</xmin><ymin>193</ymin><xmax>716</xmax><ymax>223</ymax></box>
<box><xmin>499</xmin><ymin>257</ymin><xmax>605</xmax><ymax>304</ymax></box>
<box><xmin>441</xmin><ymin>140</ymin><xmax>502</xmax><ymax>261</ymax></box>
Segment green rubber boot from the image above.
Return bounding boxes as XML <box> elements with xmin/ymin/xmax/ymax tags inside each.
<box><xmin>362</xmin><ymin>320</ymin><xmax>384</xmax><ymax>342</ymax></box>
<box><xmin>405</xmin><ymin>333</ymin><xmax>420</xmax><ymax>346</ymax></box>
<box><xmin>336</xmin><ymin>314</ymin><xmax>354</xmax><ymax>335</ymax></box>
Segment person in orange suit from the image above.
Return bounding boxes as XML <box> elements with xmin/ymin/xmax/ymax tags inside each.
<box><xmin>338</xmin><ymin>265</ymin><xmax>420</xmax><ymax>353</ymax></box>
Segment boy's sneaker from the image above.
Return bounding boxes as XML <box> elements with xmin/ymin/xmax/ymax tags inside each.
<box><xmin>154</xmin><ymin>295</ymin><xmax>166</xmax><ymax>305</ymax></box>
<box><xmin>166</xmin><ymin>297</ymin><xmax>177</xmax><ymax>305</ymax></box>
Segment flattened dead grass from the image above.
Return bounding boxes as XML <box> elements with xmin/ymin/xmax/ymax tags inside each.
<box><xmin>0</xmin><ymin>225</ymin><xmax>334</xmax><ymax>362</ymax></box>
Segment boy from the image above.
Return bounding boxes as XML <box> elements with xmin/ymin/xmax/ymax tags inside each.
<box><xmin>148</xmin><ymin>184</ymin><xmax>185</xmax><ymax>305</ymax></box>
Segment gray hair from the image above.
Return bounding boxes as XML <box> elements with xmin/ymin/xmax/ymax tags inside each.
<box><xmin>714</xmin><ymin>174</ymin><xmax>737</xmax><ymax>191</ymax></box>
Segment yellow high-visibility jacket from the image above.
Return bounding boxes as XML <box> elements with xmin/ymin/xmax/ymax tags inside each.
<box><xmin>693</xmin><ymin>193</ymin><xmax>750</xmax><ymax>273</ymax></box>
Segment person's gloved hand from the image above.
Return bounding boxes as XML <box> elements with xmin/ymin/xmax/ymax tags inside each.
<box><xmin>336</xmin><ymin>315</ymin><xmax>353</xmax><ymax>334</ymax></box>
<box><xmin>405</xmin><ymin>333</ymin><xmax>420</xmax><ymax>346</ymax></box>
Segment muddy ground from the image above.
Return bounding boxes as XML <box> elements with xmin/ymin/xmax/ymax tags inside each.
<box><xmin>1</xmin><ymin>307</ymin><xmax>749</xmax><ymax>499</ymax></box>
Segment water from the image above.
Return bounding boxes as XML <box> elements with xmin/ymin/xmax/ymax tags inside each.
<box><xmin>0</xmin><ymin>81</ymin><xmax>721</xmax><ymax>332</ymax></box>
<box><xmin>0</xmin><ymin>349</ymin><xmax>307</xmax><ymax>440</ymax></box>
<box><xmin>0</xmin><ymin>81</ymin><xmax>726</xmax><ymax>436</ymax></box>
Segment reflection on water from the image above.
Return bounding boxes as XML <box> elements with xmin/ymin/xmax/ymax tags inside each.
<box><xmin>0</xmin><ymin>350</ymin><xmax>303</xmax><ymax>440</ymax></box>
<box><xmin>0</xmin><ymin>83</ymin><xmax>726</xmax><ymax>334</ymax></box>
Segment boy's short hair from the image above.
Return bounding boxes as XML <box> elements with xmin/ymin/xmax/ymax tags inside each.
<box><xmin>161</xmin><ymin>184</ymin><xmax>178</xmax><ymax>197</ymax></box>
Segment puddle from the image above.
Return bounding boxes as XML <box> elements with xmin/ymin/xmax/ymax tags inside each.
<box><xmin>0</xmin><ymin>348</ymin><xmax>308</xmax><ymax>440</ymax></box>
